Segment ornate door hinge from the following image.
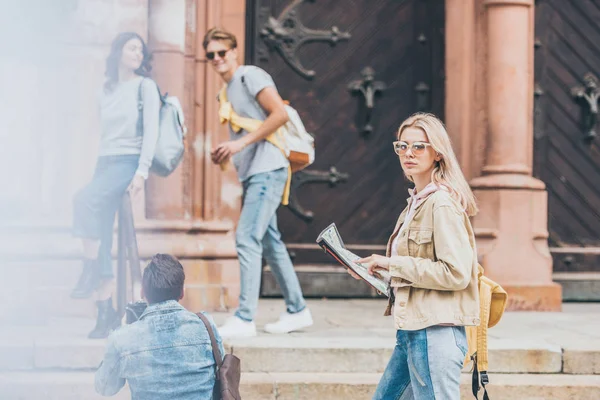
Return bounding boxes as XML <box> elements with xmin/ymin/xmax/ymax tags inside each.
<box><xmin>287</xmin><ymin>167</ymin><xmax>349</xmax><ymax>222</ymax></box>
<box><xmin>258</xmin><ymin>0</ymin><xmax>351</xmax><ymax>79</ymax></box>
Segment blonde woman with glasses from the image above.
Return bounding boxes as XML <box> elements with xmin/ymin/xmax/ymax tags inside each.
<box><xmin>351</xmin><ymin>113</ymin><xmax>480</xmax><ymax>399</ymax></box>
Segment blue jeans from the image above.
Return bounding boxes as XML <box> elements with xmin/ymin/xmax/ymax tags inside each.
<box><xmin>234</xmin><ymin>167</ymin><xmax>306</xmax><ymax>322</ymax></box>
<box><xmin>373</xmin><ymin>326</ymin><xmax>468</xmax><ymax>400</ymax></box>
<box><xmin>73</xmin><ymin>155</ymin><xmax>139</xmax><ymax>279</ymax></box>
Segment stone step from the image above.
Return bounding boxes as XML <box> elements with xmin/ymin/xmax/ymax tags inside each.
<box><xmin>261</xmin><ymin>264</ymin><xmax>381</xmax><ymax>298</ymax></box>
<box><xmin>1</xmin><ymin>371</ymin><xmax>599</xmax><ymax>400</ymax></box>
<box><xmin>228</xmin><ymin>336</ymin><xmax>565</xmax><ymax>374</ymax></box>
<box><xmin>262</xmin><ymin>264</ymin><xmax>598</xmax><ymax>301</ymax></box>
<box><xmin>553</xmin><ymin>272</ymin><xmax>600</xmax><ymax>301</ymax></box>
<box><xmin>1</xmin><ymin>335</ymin><xmax>575</xmax><ymax>374</ymax></box>
<box><xmin>0</xmin><ymin>287</ymin><xmax>96</xmax><ymax>322</ymax></box>
<box><xmin>0</xmin><ymin>261</ymin><xmax>98</xmax><ymax>321</ymax></box>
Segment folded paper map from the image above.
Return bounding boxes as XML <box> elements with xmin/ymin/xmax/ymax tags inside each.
<box><xmin>316</xmin><ymin>223</ymin><xmax>390</xmax><ymax>297</ymax></box>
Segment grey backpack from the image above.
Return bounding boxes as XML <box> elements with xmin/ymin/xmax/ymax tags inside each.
<box><xmin>137</xmin><ymin>79</ymin><xmax>187</xmax><ymax>176</ymax></box>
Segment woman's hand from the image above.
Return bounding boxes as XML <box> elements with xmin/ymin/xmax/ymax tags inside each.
<box><xmin>356</xmin><ymin>254</ymin><xmax>391</xmax><ymax>278</ymax></box>
<box><xmin>346</xmin><ymin>269</ymin><xmax>361</xmax><ymax>280</ymax></box>
<box><xmin>128</xmin><ymin>174</ymin><xmax>145</xmax><ymax>196</ymax></box>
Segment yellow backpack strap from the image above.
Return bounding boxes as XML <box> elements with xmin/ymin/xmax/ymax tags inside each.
<box><xmin>281</xmin><ymin>166</ymin><xmax>291</xmax><ymax>206</ymax></box>
<box><xmin>472</xmin><ymin>279</ymin><xmax>492</xmax><ymax>400</ymax></box>
<box><xmin>219</xmin><ymin>85</ymin><xmax>228</xmax><ymax>102</ymax></box>
<box><xmin>217</xmin><ymin>85</ymin><xmax>291</xmax><ymax>205</ymax></box>
<box><xmin>219</xmin><ymin>86</ymin><xmax>262</xmax><ymax>133</ymax></box>
<box><xmin>265</xmin><ymin>129</ymin><xmax>291</xmax><ymax>205</ymax></box>
<box><xmin>464</xmin><ymin>326</ymin><xmax>477</xmax><ymax>368</ymax></box>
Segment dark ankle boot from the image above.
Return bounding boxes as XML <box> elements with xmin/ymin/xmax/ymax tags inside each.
<box><xmin>71</xmin><ymin>259</ymin><xmax>101</xmax><ymax>299</ymax></box>
<box><xmin>88</xmin><ymin>298</ymin><xmax>121</xmax><ymax>339</ymax></box>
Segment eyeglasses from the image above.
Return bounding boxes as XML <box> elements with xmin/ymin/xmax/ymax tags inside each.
<box><xmin>393</xmin><ymin>141</ymin><xmax>433</xmax><ymax>156</ymax></box>
<box><xmin>206</xmin><ymin>49</ymin><xmax>230</xmax><ymax>60</ymax></box>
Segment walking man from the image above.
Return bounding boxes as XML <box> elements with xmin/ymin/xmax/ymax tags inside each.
<box><xmin>204</xmin><ymin>27</ymin><xmax>312</xmax><ymax>338</ymax></box>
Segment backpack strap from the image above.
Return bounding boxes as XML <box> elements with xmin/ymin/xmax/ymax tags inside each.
<box><xmin>196</xmin><ymin>313</ymin><xmax>223</xmax><ymax>370</ymax></box>
<box><xmin>471</xmin><ymin>353</ymin><xmax>490</xmax><ymax>400</ymax></box>
<box><xmin>136</xmin><ymin>78</ymin><xmax>166</xmax><ymax>137</ymax></box>
<box><xmin>218</xmin><ymin>85</ymin><xmax>263</xmax><ymax>133</ymax></box>
<box><xmin>470</xmin><ymin>270</ymin><xmax>492</xmax><ymax>400</ymax></box>
<box><xmin>136</xmin><ymin>79</ymin><xmax>145</xmax><ymax>136</ymax></box>
<box><xmin>217</xmin><ymin>84</ymin><xmax>292</xmax><ymax>206</ymax></box>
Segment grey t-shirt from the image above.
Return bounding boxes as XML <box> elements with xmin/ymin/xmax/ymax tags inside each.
<box><xmin>98</xmin><ymin>76</ymin><xmax>160</xmax><ymax>179</ymax></box>
<box><xmin>226</xmin><ymin>66</ymin><xmax>288</xmax><ymax>182</ymax></box>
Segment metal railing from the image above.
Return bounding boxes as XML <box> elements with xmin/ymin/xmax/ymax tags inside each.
<box><xmin>115</xmin><ymin>192</ymin><xmax>143</xmax><ymax>319</ymax></box>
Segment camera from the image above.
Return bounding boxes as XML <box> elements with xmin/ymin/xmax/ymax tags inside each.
<box><xmin>125</xmin><ymin>301</ymin><xmax>148</xmax><ymax>324</ymax></box>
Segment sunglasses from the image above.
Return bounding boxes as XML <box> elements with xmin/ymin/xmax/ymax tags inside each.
<box><xmin>393</xmin><ymin>141</ymin><xmax>433</xmax><ymax>156</ymax></box>
<box><xmin>206</xmin><ymin>49</ymin><xmax>230</xmax><ymax>60</ymax></box>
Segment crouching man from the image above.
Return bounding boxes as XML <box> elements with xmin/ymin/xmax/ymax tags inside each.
<box><xmin>95</xmin><ymin>254</ymin><xmax>224</xmax><ymax>399</ymax></box>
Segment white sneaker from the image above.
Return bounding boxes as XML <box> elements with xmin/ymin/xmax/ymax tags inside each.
<box><xmin>264</xmin><ymin>308</ymin><xmax>313</xmax><ymax>334</ymax></box>
<box><xmin>217</xmin><ymin>316</ymin><xmax>257</xmax><ymax>339</ymax></box>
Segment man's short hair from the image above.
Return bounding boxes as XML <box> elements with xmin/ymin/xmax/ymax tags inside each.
<box><xmin>142</xmin><ymin>254</ymin><xmax>185</xmax><ymax>304</ymax></box>
<box><xmin>202</xmin><ymin>27</ymin><xmax>237</xmax><ymax>50</ymax></box>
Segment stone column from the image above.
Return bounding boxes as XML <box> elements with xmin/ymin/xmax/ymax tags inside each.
<box><xmin>140</xmin><ymin>0</ymin><xmax>243</xmax><ymax>312</ymax></box>
<box><xmin>470</xmin><ymin>0</ymin><xmax>561</xmax><ymax>310</ymax></box>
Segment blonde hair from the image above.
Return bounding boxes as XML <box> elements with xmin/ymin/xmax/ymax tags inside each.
<box><xmin>397</xmin><ymin>112</ymin><xmax>478</xmax><ymax>216</ymax></box>
<box><xmin>202</xmin><ymin>27</ymin><xmax>237</xmax><ymax>50</ymax></box>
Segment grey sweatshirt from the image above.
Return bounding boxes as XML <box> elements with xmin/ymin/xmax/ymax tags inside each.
<box><xmin>98</xmin><ymin>76</ymin><xmax>160</xmax><ymax>179</ymax></box>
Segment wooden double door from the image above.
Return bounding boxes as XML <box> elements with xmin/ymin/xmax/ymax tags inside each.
<box><xmin>245</xmin><ymin>0</ymin><xmax>445</xmax><ymax>296</ymax></box>
<box><xmin>534</xmin><ymin>0</ymin><xmax>600</xmax><ymax>299</ymax></box>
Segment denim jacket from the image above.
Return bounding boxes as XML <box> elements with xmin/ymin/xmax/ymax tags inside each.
<box><xmin>95</xmin><ymin>300</ymin><xmax>224</xmax><ymax>399</ymax></box>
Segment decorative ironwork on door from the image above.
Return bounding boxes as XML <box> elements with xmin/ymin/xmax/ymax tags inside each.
<box><xmin>287</xmin><ymin>167</ymin><xmax>349</xmax><ymax>222</ymax></box>
<box><xmin>347</xmin><ymin>67</ymin><xmax>387</xmax><ymax>135</ymax></box>
<box><xmin>256</xmin><ymin>0</ymin><xmax>351</xmax><ymax>79</ymax></box>
<box><xmin>571</xmin><ymin>72</ymin><xmax>600</xmax><ymax>142</ymax></box>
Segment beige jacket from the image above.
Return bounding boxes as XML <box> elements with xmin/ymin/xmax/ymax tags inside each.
<box><xmin>383</xmin><ymin>190</ymin><xmax>480</xmax><ymax>330</ymax></box>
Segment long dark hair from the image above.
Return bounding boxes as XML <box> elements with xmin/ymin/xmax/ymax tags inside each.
<box><xmin>104</xmin><ymin>32</ymin><xmax>152</xmax><ymax>91</ymax></box>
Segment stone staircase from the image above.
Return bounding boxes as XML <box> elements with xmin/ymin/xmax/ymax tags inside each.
<box><xmin>3</xmin><ymin>371</ymin><xmax>598</xmax><ymax>400</ymax></box>
<box><xmin>1</xmin><ymin>300</ymin><xmax>599</xmax><ymax>399</ymax></box>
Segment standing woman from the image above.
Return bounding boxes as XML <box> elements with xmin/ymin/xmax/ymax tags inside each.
<box><xmin>71</xmin><ymin>32</ymin><xmax>160</xmax><ymax>339</ymax></box>
<box><xmin>354</xmin><ymin>113</ymin><xmax>480</xmax><ymax>399</ymax></box>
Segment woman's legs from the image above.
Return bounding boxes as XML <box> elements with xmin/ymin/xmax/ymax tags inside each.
<box><xmin>373</xmin><ymin>330</ymin><xmax>413</xmax><ymax>400</ymax></box>
<box><xmin>82</xmin><ymin>239</ymin><xmax>101</xmax><ymax>259</ymax></box>
<box><xmin>405</xmin><ymin>326</ymin><xmax>467</xmax><ymax>400</ymax></box>
<box><xmin>71</xmin><ymin>180</ymin><xmax>106</xmax><ymax>299</ymax></box>
<box><xmin>72</xmin><ymin>155</ymin><xmax>139</xmax><ymax>337</ymax></box>
<box><xmin>374</xmin><ymin>326</ymin><xmax>467</xmax><ymax>400</ymax></box>
<box><xmin>93</xmin><ymin>190</ymin><xmax>124</xmax><ymax>299</ymax></box>
<box><xmin>70</xmin><ymin>238</ymin><xmax>102</xmax><ymax>299</ymax></box>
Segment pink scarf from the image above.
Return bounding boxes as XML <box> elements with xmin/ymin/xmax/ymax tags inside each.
<box><xmin>391</xmin><ymin>182</ymin><xmax>447</xmax><ymax>256</ymax></box>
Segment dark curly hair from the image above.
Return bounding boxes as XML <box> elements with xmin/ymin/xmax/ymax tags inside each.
<box><xmin>104</xmin><ymin>32</ymin><xmax>152</xmax><ymax>92</ymax></box>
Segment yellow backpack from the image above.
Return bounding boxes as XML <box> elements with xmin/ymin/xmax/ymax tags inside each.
<box><xmin>464</xmin><ymin>264</ymin><xmax>508</xmax><ymax>400</ymax></box>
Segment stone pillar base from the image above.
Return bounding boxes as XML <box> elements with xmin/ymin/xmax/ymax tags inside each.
<box><xmin>180</xmin><ymin>258</ymin><xmax>240</xmax><ymax>313</ymax></box>
<box><xmin>502</xmin><ymin>283</ymin><xmax>562</xmax><ymax>311</ymax></box>
<box><xmin>471</xmin><ymin>180</ymin><xmax>562</xmax><ymax>311</ymax></box>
